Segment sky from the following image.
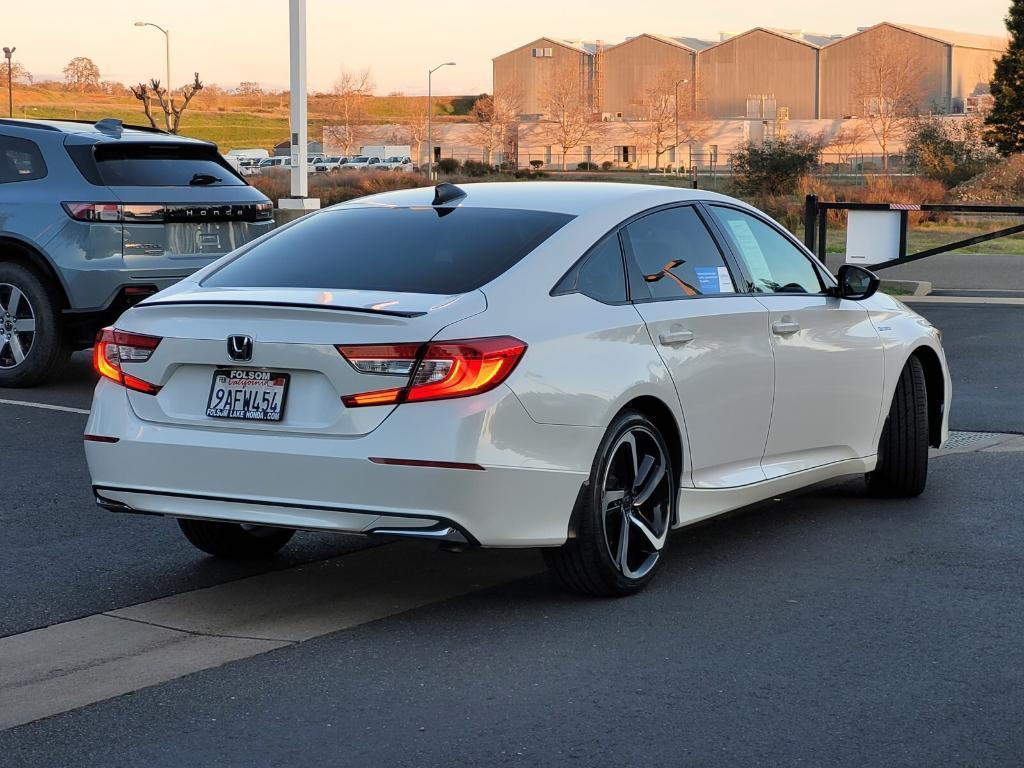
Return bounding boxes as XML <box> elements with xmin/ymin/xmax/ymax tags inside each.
<box><xmin>3</xmin><ymin>0</ymin><xmax>1015</xmax><ymax>95</ymax></box>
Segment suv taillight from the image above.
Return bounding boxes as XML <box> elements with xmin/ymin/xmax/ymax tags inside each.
<box><xmin>93</xmin><ymin>327</ymin><xmax>163</xmax><ymax>395</ymax></box>
<box><xmin>63</xmin><ymin>202</ymin><xmax>122</xmax><ymax>222</ymax></box>
<box><xmin>337</xmin><ymin>337</ymin><xmax>527</xmax><ymax>407</ymax></box>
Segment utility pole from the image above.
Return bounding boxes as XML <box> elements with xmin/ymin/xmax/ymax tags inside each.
<box><xmin>3</xmin><ymin>47</ymin><xmax>15</xmax><ymax>118</ymax></box>
<box><xmin>279</xmin><ymin>0</ymin><xmax>318</xmax><ymax>211</ymax></box>
<box><xmin>133</xmin><ymin>23</ymin><xmax>170</xmax><ymax>95</ymax></box>
<box><xmin>674</xmin><ymin>78</ymin><xmax>688</xmax><ymax>174</ymax></box>
<box><xmin>427</xmin><ymin>62</ymin><xmax>455</xmax><ymax>180</ymax></box>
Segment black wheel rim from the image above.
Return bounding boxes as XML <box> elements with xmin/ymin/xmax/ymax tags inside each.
<box><xmin>0</xmin><ymin>283</ymin><xmax>36</xmax><ymax>370</ymax></box>
<box><xmin>601</xmin><ymin>426</ymin><xmax>672</xmax><ymax>580</ymax></box>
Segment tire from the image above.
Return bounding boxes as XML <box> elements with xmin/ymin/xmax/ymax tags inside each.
<box><xmin>0</xmin><ymin>262</ymin><xmax>70</xmax><ymax>388</ymax></box>
<box><xmin>178</xmin><ymin>518</ymin><xmax>295</xmax><ymax>560</ymax></box>
<box><xmin>545</xmin><ymin>410</ymin><xmax>676</xmax><ymax>597</ymax></box>
<box><xmin>867</xmin><ymin>356</ymin><xmax>929</xmax><ymax>497</ymax></box>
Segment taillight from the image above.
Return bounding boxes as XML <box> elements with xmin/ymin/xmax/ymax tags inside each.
<box><xmin>63</xmin><ymin>202</ymin><xmax>122</xmax><ymax>222</ymax></box>
<box><xmin>338</xmin><ymin>336</ymin><xmax>527</xmax><ymax>407</ymax></box>
<box><xmin>93</xmin><ymin>327</ymin><xmax>163</xmax><ymax>395</ymax></box>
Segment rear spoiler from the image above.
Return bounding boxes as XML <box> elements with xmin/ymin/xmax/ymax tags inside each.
<box><xmin>136</xmin><ymin>298</ymin><xmax>426</xmax><ymax>318</ymax></box>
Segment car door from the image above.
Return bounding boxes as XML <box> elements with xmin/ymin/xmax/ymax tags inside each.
<box><xmin>623</xmin><ymin>205</ymin><xmax>775</xmax><ymax>490</ymax></box>
<box><xmin>706</xmin><ymin>204</ymin><xmax>885</xmax><ymax>477</ymax></box>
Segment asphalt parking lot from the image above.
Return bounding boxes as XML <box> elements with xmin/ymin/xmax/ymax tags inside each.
<box><xmin>1</xmin><ymin>300</ymin><xmax>1022</xmax><ymax>766</ymax></box>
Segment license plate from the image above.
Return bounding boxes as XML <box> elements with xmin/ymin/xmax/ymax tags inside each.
<box><xmin>206</xmin><ymin>369</ymin><xmax>289</xmax><ymax>422</ymax></box>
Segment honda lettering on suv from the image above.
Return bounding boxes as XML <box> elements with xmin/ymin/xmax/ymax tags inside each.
<box><xmin>0</xmin><ymin>118</ymin><xmax>274</xmax><ymax>387</ymax></box>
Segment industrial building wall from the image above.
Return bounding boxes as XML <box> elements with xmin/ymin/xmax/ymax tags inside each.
<box><xmin>698</xmin><ymin>30</ymin><xmax>820</xmax><ymax>119</ymax></box>
<box><xmin>950</xmin><ymin>46</ymin><xmax>1001</xmax><ymax>108</ymax></box>
<box><xmin>603</xmin><ymin>36</ymin><xmax>696</xmax><ymax>119</ymax></box>
<box><xmin>819</xmin><ymin>25</ymin><xmax>949</xmax><ymax>118</ymax></box>
<box><xmin>493</xmin><ymin>39</ymin><xmax>590</xmax><ymax>119</ymax></box>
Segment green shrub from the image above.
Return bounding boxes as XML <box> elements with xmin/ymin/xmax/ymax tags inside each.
<box><xmin>601</xmin><ymin>160</ymin><xmax>614</xmax><ymax>171</ymax></box>
<box><xmin>905</xmin><ymin>116</ymin><xmax>996</xmax><ymax>187</ymax></box>
<box><xmin>529</xmin><ymin>160</ymin><xmax>544</xmax><ymax>169</ymax></box>
<box><xmin>436</xmin><ymin>158</ymin><xmax>461</xmax><ymax>174</ymax></box>
<box><xmin>577</xmin><ymin>161</ymin><xmax>598</xmax><ymax>171</ymax></box>
<box><xmin>461</xmin><ymin>160</ymin><xmax>492</xmax><ymax>177</ymax></box>
<box><xmin>731</xmin><ymin>135</ymin><xmax>823</xmax><ymax>198</ymax></box>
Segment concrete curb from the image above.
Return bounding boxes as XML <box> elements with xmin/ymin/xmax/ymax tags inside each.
<box><xmin>881</xmin><ymin>279</ymin><xmax>932</xmax><ymax>297</ymax></box>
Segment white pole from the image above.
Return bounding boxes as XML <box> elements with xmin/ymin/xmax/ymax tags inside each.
<box><xmin>426</xmin><ymin>70</ymin><xmax>432</xmax><ymax>180</ymax></box>
<box><xmin>289</xmin><ymin>0</ymin><xmax>308</xmax><ymax>199</ymax></box>
<box><xmin>165</xmin><ymin>29</ymin><xmax>171</xmax><ymax>98</ymax></box>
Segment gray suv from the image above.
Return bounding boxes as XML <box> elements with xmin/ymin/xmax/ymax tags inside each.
<box><xmin>0</xmin><ymin>118</ymin><xmax>274</xmax><ymax>386</ymax></box>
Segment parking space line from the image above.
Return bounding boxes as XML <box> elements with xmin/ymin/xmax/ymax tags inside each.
<box><xmin>0</xmin><ymin>398</ymin><xmax>89</xmax><ymax>415</ymax></box>
<box><xmin>0</xmin><ymin>542</ymin><xmax>543</xmax><ymax>731</ymax></box>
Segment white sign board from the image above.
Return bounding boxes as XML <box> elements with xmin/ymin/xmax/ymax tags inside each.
<box><xmin>846</xmin><ymin>210</ymin><xmax>902</xmax><ymax>265</ymax></box>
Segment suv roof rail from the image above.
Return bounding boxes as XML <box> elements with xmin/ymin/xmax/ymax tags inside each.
<box><xmin>0</xmin><ymin>117</ymin><xmax>172</xmax><ymax>135</ymax></box>
<box><xmin>0</xmin><ymin>118</ymin><xmax>62</xmax><ymax>132</ymax></box>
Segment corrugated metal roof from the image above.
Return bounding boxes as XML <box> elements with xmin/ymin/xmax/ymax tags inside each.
<box><xmin>894</xmin><ymin>23</ymin><xmax>1006</xmax><ymax>51</ymax></box>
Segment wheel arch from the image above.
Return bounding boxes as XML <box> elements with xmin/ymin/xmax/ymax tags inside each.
<box><xmin>0</xmin><ymin>235</ymin><xmax>70</xmax><ymax>310</ymax></box>
<box><xmin>618</xmin><ymin>394</ymin><xmax>684</xmax><ymax>491</ymax></box>
<box><xmin>909</xmin><ymin>345</ymin><xmax>945</xmax><ymax>448</ymax></box>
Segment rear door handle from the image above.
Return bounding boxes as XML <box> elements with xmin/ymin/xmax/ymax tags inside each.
<box><xmin>772</xmin><ymin>320</ymin><xmax>801</xmax><ymax>336</ymax></box>
<box><xmin>659</xmin><ymin>329</ymin><xmax>695</xmax><ymax>345</ymax></box>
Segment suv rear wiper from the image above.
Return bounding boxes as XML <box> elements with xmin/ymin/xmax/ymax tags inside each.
<box><xmin>189</xmin><ymin>173</ymin><xmax>221</xmax><ymax>185</ymax></box>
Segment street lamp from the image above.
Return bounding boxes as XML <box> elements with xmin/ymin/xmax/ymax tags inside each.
<box><xmin>674</xmin><ymin>78</ymin><xmax>689</xmax><ymax>175</ymax></box>
<box><xmin>427</xmin><ymin>62</ymin><xmax>455</xmax><ymax>181</ymax></box>
<box><xmin>2</xmin><ymin>47</ymin><xmax>15</xmax><ymax>118</ymax></box>
<box><xmin>134</xmin><ymin>22</ymin><xmax>171</xmax><ymax>95</ymax></box>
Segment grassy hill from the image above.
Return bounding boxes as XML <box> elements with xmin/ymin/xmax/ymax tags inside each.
<box><xmin>7</xmin><ymin>86</ymin><xmax>479</xmax><ymax>151</ymax></box>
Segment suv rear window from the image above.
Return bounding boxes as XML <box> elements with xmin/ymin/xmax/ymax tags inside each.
<box><xmin>203</xmin><ymin>206</ymin><xmax>574</xmax><ymax>295</ymax></box>
<box><xmin>0</xmin><ymin>136</ymin><xmax>47</xmax><ymax>183</ymax></box>
<box><xmin>69</xmin><ymin>143</ymin><xmax>244</xmax><ymax>187</ymax></box>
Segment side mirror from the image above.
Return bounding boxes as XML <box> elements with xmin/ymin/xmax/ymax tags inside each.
<box><xmin>836</xmin><ymin>264</ymin><xmax>880</xmax><ymax>301</ymax></box>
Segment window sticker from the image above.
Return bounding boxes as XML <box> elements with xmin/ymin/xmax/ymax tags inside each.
<box><xmin>725</xmin><ymin>218</ymin><xmax>773</xmax><ymax>287</ymax></box>
<box><xmin>693</xmin><ymin>266</ymin><xmax>735</xmax><ymax>294</ymax></box>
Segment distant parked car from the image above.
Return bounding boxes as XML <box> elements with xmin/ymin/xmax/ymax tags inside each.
<box><xmin>343</xmin><ymin>156</ymin><xmax>383</xmax><ymax>171</ymax></box>
<box><xmin>381</xmin><ymin>156</ymin><xmax>414</xmax><ymax>172</ymax></box>
<box><xmin>313</xmin><ymin>156</ymin><xmax>348</xmax><ymax>173</ymax></box>
<box><xmin>256</xmin><ymin>156</ymin><xmax>291</xmax><ymax>173</ymax></box>
<box><xmin>0</xmin><ymin>117</ymin><xmax>273</xmax><ymax>387</ymax></box>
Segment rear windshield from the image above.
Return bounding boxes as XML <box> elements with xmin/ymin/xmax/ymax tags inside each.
<box><xmin>203</xmin><ymin>206</ymin><xmax>574</xmax><ymax>294</ymax></box>
<box><xmin>72</xmin><ymin>143</ymin><xmax>245</xmax><ymax>187</ymax></box>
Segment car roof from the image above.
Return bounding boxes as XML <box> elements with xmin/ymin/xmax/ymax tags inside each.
<box><xmin>0</xmin><ymin>118</ymin><xmax>212</xmax><ymax>146</ymax></box>
<box><xmin>341</xmin><ymin>181</ymin><xmax>740</xmax><ymax>216</ymax></box>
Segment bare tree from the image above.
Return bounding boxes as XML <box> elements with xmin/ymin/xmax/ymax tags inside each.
<box><xmin>540</xmin><ymin>63</ymin><xmax>598</xmax><ymax>169</ymax></box>
<box><xmin>332</xmin><ymin>68</ymin><xmax>374</xmax><ymax>155</ymax></box>
<box><xmin>825</xmin><ymin>122</ymin><xmax>869</xmax><ymax>168</ymax></box>
<box><xmin>62</xmin><ymin>56</ymin><xmax>100</xmax><ymax>92</ymax></box>
<box><xmin>471</xmin><ymin>85</ymin><xmax>521</xmax><ymax>166</ymax></box>
<box><xmin>628</xmin><ymin>67</ymin><xmax>688</xmax><ymax>169</ymax></box>
<box><xmin>130</xmin><ymin>73</ymin><xmax>204</xmax><ymax>134</ymax></box>
<box><xmin>395</xmin><ymin>100</ymin><xmax>429</xmax><ymax>166</ymax></box>
<box><xmin>2</xmin><ymin>63</ymin><xmax>32</xmax><ymax>89</ymax></box>
<box><xmin>854</xmin><ymin>36</ymin><xmax>925</xmax><ymax>171</ymax></box>
<box><xmin>235</xmin><ymin>81</ymin><xmax>263</xmax><ymax>96</ymax></box>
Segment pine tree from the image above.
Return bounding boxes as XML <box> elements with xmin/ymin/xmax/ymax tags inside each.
<box><xmin>985</xmin><ymin>0</ymin><xmax>1024</xmax><ymax>154</ymax></box>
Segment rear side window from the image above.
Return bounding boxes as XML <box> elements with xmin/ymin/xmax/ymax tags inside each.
<box><xmin>204</xmin><ymin>206</ymin><xmax>575</xmax><ymax>295</ymax></box>
<box><xmin>69</xmin><ymin>143</ymin><xmax>245</xmax><ymax>187</ymax></box>
<box><xmin>624</xmin><ymin>206</ymin><xmax>736</xmax><ymax>300</ymax></box>
<box><xmin>0</xmin><ymin>136</ymin><xmax>47</xmax><ymax>183</ymax></box>
<box><xmin>554</xmin><ymin>234</ymin><xmax>627</xmax><ymax>304</ymax></box>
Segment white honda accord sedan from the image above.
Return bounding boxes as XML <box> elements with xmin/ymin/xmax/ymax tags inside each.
<box><xmin>85</xmin><ymin>182</ymin><xmax>950</xmax><ymax>596</ymax></box>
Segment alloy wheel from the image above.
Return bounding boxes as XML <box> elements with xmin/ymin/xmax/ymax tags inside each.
<box><xmin>601</xmin><ymin>426</ymin><xmax>673</xmax><ymax>580</ymax></box>
<box><xmin>0</xmin><ymin>283</ymin><xmax>36</xmax><ymax>370</ymax></box>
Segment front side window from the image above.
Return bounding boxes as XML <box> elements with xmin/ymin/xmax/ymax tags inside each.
<box><xmin>204</xmin><ymin>206</ymin><xmax>574</xmax><ymax>295</ymax></box>
<box><xmin>709</xmin><ymin>206</ymin><xmax>823</xmax><ymax>294</ymax></box>
<box><xmin>624</xmin><ymin>206</ymin><xmax>737</xmax><ymax>300</ymax></box>
<box><xmin>0</xmin><ymin>136</ymin><xmax>47</xmax><ymax>183</ymax></box>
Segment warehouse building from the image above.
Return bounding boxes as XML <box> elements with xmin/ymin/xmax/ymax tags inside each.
<box><xmin>494</xmin><ymin>22</ymin><xmax>1005</xmax><ymax>121</ymax></box>
<box><xmin>601</xmin><ymin>34</ymin><xmax>710</xmax><ymax>120</ymax></box>
<box><xmin>818</xmin><ymin>22</ymin><xmax>1006</xmax><ymax>118</ymax></box>
<box><xmin>492</xmin><ymin>37</ymin><xmax>596</xmax><ymax>120</ymax></box>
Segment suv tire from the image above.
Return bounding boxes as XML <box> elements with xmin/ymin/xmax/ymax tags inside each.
<box><xmin>0</xmin><ymin>262</ymin><xmax>70</xmax><ymax>388</ymax></box>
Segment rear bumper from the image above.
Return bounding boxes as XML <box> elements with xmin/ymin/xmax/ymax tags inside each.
<box><xmin>85</xmin><ymin>380</ymin><xmax>599</xmax><ymax>547</ymax></box>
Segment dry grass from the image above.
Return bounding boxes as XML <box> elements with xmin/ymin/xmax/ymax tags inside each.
<box><xmin>248</xmin><ymin>170</ymin><xmax>430</xmax><ymax>206</ymax></box>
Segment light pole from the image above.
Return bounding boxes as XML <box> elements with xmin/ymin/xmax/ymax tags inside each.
<box><xmin>674</xmin><ymin>78</ymin><xmax>689</xmax><ymax>174</ymax></box>
<box><xmin>427</xmin><ymin>62</ymin><xmax>455</xmax><ymax>181</ymax></box>
<box><xmin>2</xmin><ymin>47</ymin><xmax>14</xmax><ymax>118</ymax></box>
<box><xmin>134</xmin><ymin>22</ymin><xmax>171</xmax><ymax>95</ymax></box>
